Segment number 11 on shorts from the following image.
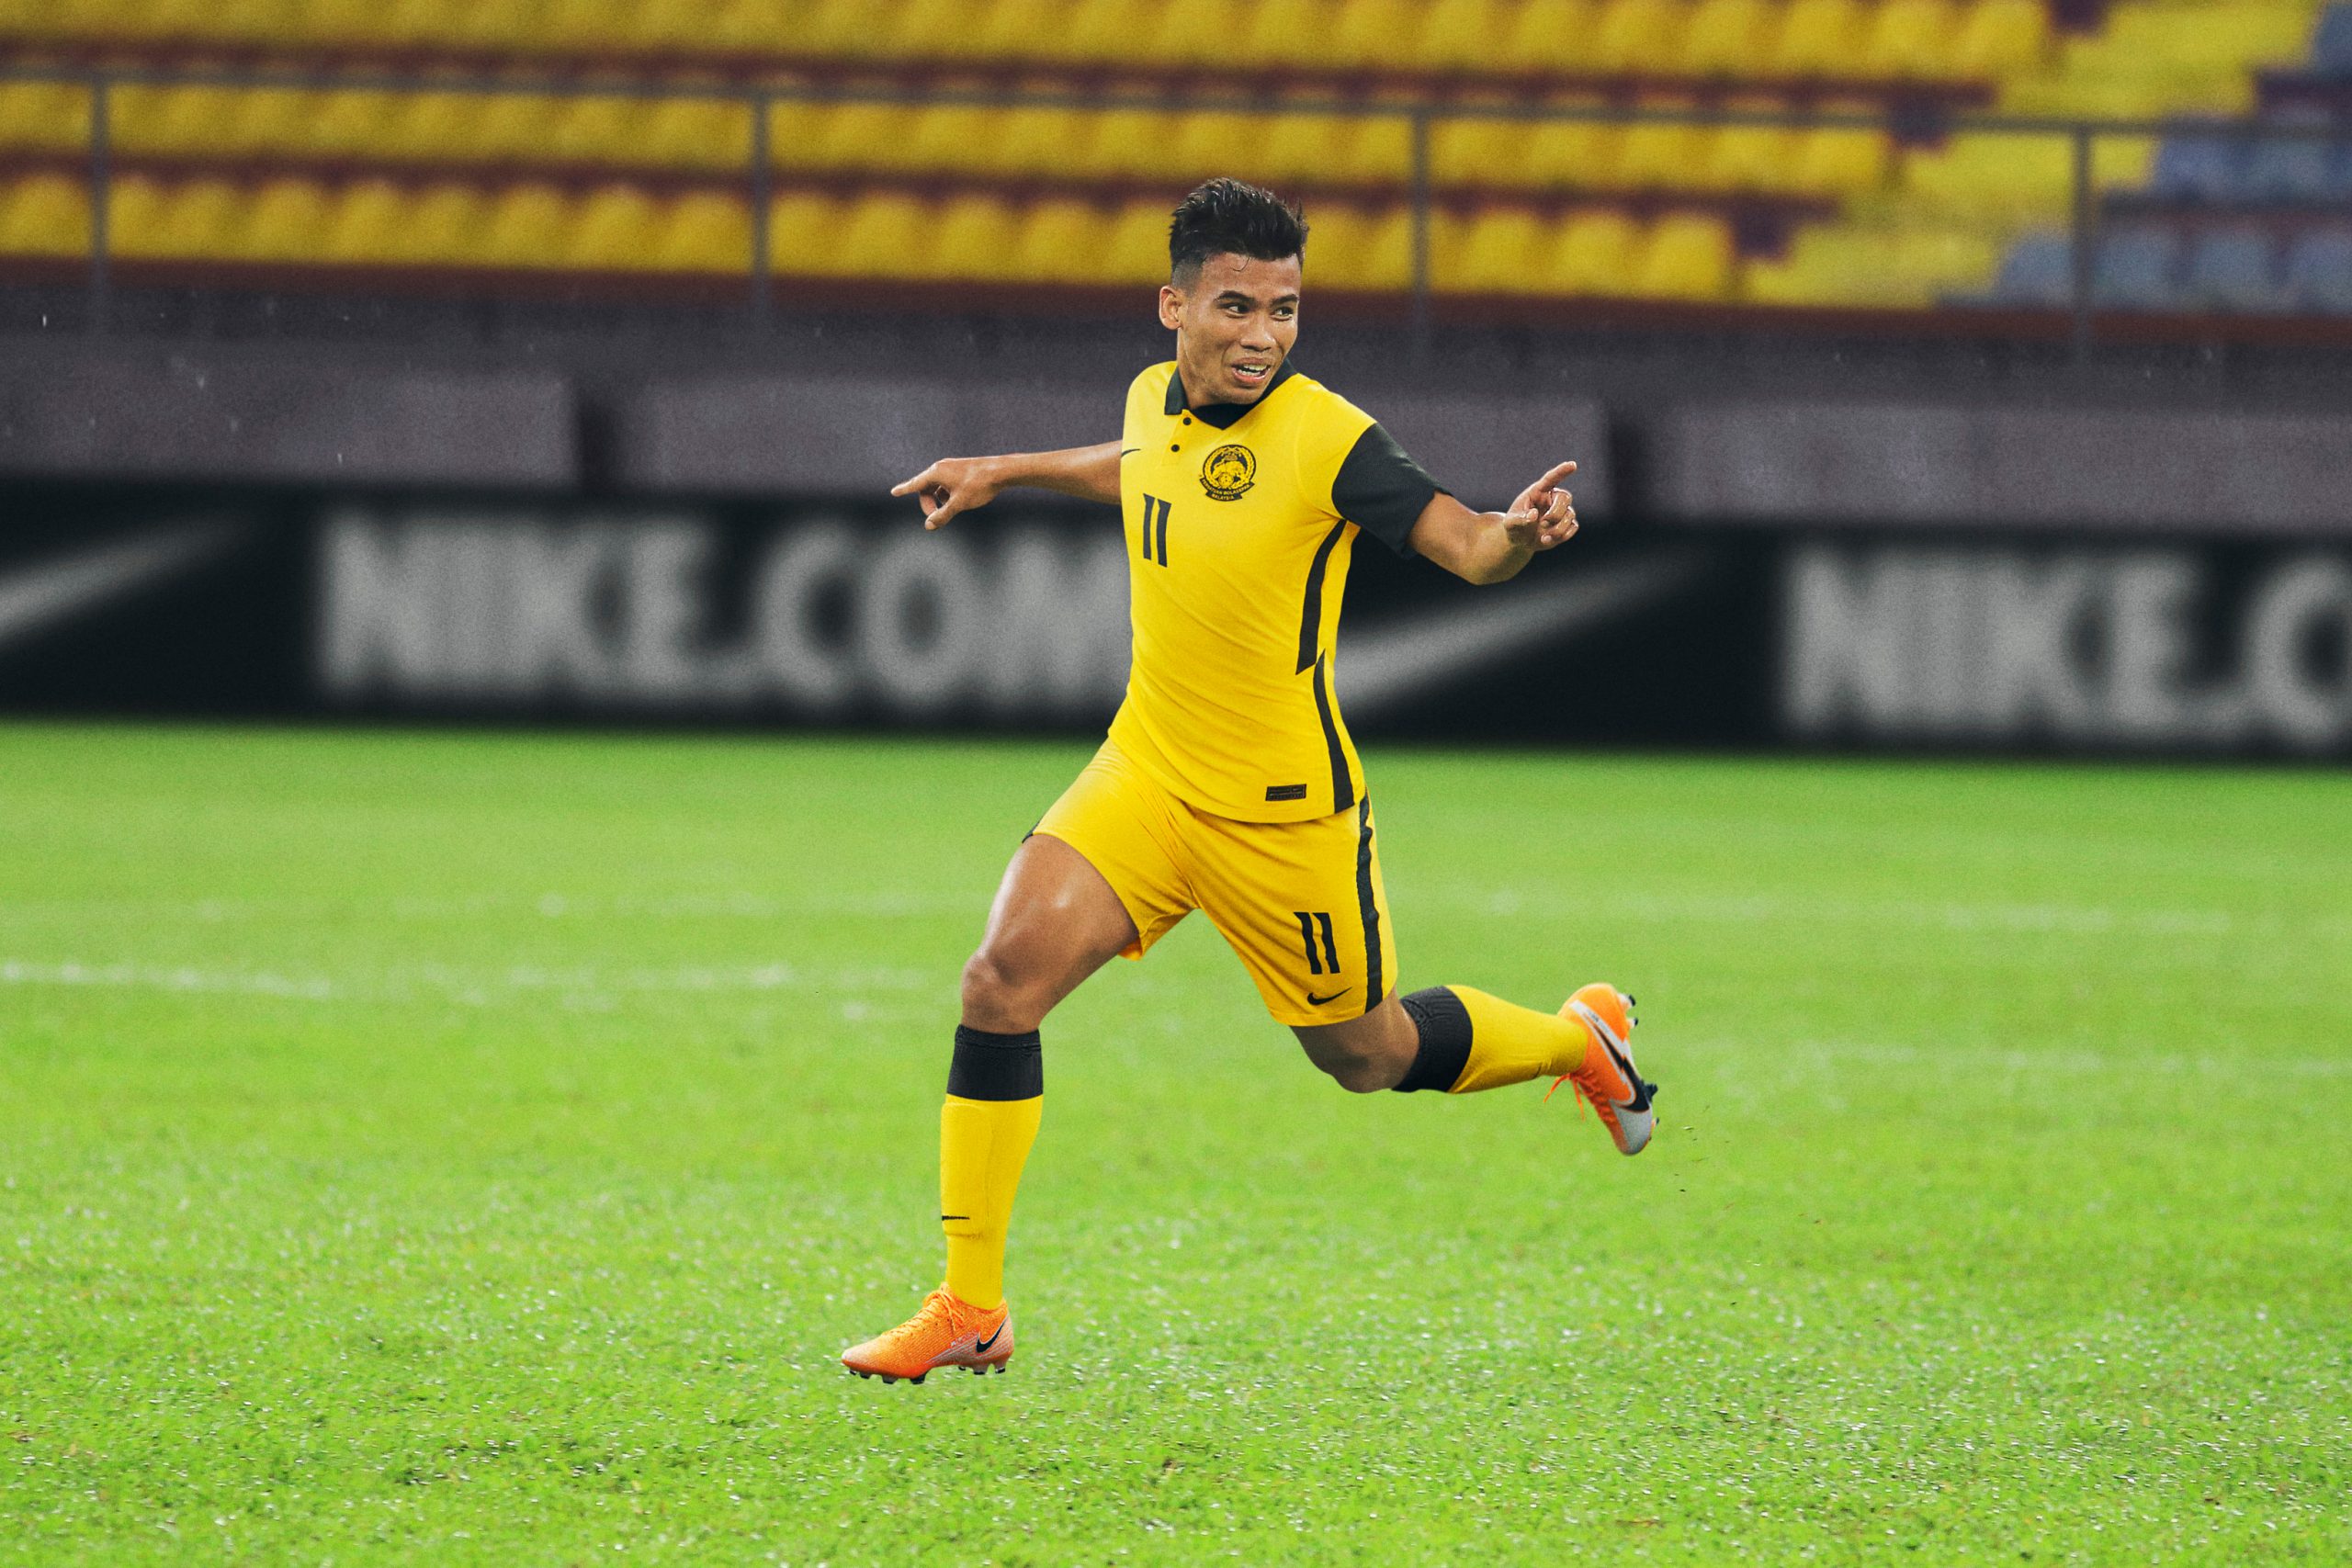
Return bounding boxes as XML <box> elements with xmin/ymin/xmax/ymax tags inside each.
<box><xmin>1294</xmin><ymin>910</ymin><xmax>1339</xmax><ymax>976</ymax></box>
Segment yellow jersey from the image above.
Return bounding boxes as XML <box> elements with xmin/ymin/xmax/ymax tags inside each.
<box><xmin>1106</xmin><ymin>359</ymin><xmax>1441</xmax><ymax>823</ymax></box>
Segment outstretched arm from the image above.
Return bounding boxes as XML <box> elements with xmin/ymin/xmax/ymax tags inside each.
<box><xmin>891</xmin><ymin>442</ymin><xmax>1124</xmax><ymax>530</ymax></box>
<box><xmin>1407</xmin><ymin>461</ymin><xmax>1579</xmax><ymax>586</ymax></box>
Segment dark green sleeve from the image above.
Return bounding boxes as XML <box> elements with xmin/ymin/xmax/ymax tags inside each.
<box><xmin>1332</xmin><ymin>423</ymin><xmax>1443</xmax><ymax>558</ymax></box>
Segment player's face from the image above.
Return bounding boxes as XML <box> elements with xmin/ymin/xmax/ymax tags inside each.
<box><xmin>1159</xmin><ymin>252</ymin><xmax>1302</xmax><ymax>407</ymax></box>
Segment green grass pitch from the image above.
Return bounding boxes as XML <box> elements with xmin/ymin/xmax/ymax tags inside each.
<box><xmin>2</xmin><ymin>722</ymin><xmax>2346</xmax><ymax>1565</ymax></box>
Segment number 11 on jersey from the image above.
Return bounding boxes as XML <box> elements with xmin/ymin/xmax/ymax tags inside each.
<box><xmin>1140</xmin><ymin>494</ymin><xmax>1172</xmax><ymax>567</ymax></box>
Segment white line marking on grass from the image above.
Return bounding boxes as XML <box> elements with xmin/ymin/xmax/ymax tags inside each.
<box><xmin>0</xmin><ymin>957</ymin><xmax>940</xmax><ymax>1009</ymax></box>
<box><xmin>1729</xmin><ymin>1037</ymin><xmax>2352</xmax><ymax>1079</ymax></box>
<box><xmin>1446</xmin><ymin>889</ymin><xmax>2318</xmax><ymax>942</ymax></box>
<box><xmin>0</xmin><ymin>889</ymin><xmax>981</xmax><ymax>927</ymax></box>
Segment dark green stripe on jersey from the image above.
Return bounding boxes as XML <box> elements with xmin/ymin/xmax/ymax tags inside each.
<box><xmin>1312</xmin><ymin>652</ymin><xmax>1353</xmax><ymax>814</ymax></box>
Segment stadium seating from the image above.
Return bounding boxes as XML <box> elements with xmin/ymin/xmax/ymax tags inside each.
<box><xmin>0</xmin><ymin>0</ymin><xmax>2345</xmax><ymax>322</ymax></box>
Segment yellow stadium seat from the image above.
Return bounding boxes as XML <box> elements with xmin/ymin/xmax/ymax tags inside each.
<box><xmin>108</xmin><ymin>86</ymin><xmax>235</xmax><ymax>155</ymax></box>
<box><xmin>1863</xmin><ymin>0</ymin><xmax>1963</xmax><ymax>81</ymax></box>
<box><xmin>243</xmin><ymin>179</ymin><xmax>335</xmax><ymax>262</ymax></box>
<box><xmin>1170</xmin><ymin>108</ymin><xmax>1272</xmax><ymax>181</ymax></box>
<box><xmin>992</xmin><ymin>107</ymin><xmax>1095</xmax><ymax>178</ymax></box>
<box><xmin>103</xmin><ymin>176</ymin><xmax>172</xmax><ymax>260</ymax></box>
<box><xmin>478</xmin><ymin>183</ymin><xmax>573</xmax><ymax>269</ymax></box>
<box><xmin>549</xmin><ymin>98</ymin><xmax>659</xmax><ymax>164</ymax></box>
<box><xmin>0</xmin><ymin>83</ymin><xmax>91</xmax><ymax>153</ymax></box>
<box><xmin>767</xmin><ymin>189</ymin><xmax>846</xmax><ymax>275</ymax></box>
<box><xmin>1329</xmin><ymin>0</ymin><xmax>1420</xmax><ymax>70</ymax></box>
<box><xmin>445</xmin><ymin>0</ymin><xmax>543</xmax><ymax>50</ymax></box>
<box><xmin>653</xmin><ymin>192</ymin><xmax>752</xmax><ymax>273</ymax></box>
<box><xmin>1705</xmin><ymin>124</ymin><xmax>1799</xmax><ymax>191</ymax></box>
<box><xmin>1771</xmin><ymin>0</ymin><xmax>1869</xmax><ymax>78</ymax></box>
<box><xmin>820</xmin><ymin>104</ymin><xmax>934</xmax><ymax>174</ymax></box>
<box><xmin>1061</xmin><ymin>0</ymin><xmax>1149</xmax><ymax>66</ymax></box>
<box><xmin>1298</xmin><ymin>201</ymin><xmax>1364</xmax><ymax>276</ymax></box>
<box><xmin>894</xmin><ymin>106</ymin><xmax>998</xmax><ymax>178</ymax></box>
<box><xmin>1635</xmin><ymin>213</ymin><xmax>1734</xmax><ymax>298</ymax></box>
<box><xmin>1951</xmin><ymin>0</ymin><xmax>2049</xmax><ymax>78</ymax></box>
<box><xmin>1102</xmin><ymin>200</ymin><xmax>1171</xmax><ymax>284</ymax></box>
<box><xmin>885</xmin><ymin>0</ymin><xmax>967</xmax><ymax>58</ymax></box>
<box><xmin>209</xmin><ymin>89</ymin><xmax>307</xmax><ymax>157</ymax></box>
<box><xmin>1520</xmin><ymin>118</ymin><xmax>1620</xmax><ymax>190</ymax></box>
<box><xmin>322</xmin><ymin>181</ymin><xmax>421</xmax><ymax>266</ymax></box>
<box><xmin>1589</xmin><ymin>0</ymin><xmax>1685</xmax><ymax>74</ymax></box>
<box><xmin>1245</xmin><ymin>0</ymin><xmax>1340</xmax><ymax>62</ymax></box>
<box><xmin>467</xmin><ymin>96</ymin><xmax>570</xmax><ymax>164</ymax></box>
<box><xmin>1323</xmin><ymin>114</ymin><xmax>1414</xmax><ymax>186</ymax></box>
<box><xmin>1683</xmin><ymin>0</ymin><xmax>1778</xmax><ymax>79</ymax></box>
<box><xmin>1321</xmin><ymin>205</ymin><xmax>1417</xmax><ymax>291</ymax></box>
<box><xmin>1504</xmin><ymin>0</ymin><xmax>1602</xmax><ymax>71</ymax></box>
<box><xmin>834</xmin><ymin>191</ymin><xmax>933</xmax><ymax>278</ymax></box>
<box><xmin>569</xmin><ymin>185</ymin><xmax>664</xmax><ymax>270</ymax></box>
<box><xmin>1013</xmin><ymin>197</ymin><xmax>1114</xmax><ymax>283</ymax></box>
<box><xmin>1544</xmin><ymin>209</ymin><xmax>1640</xmax><ymax>294</ymax></box>
<box><xmin>1615</xmin><ymin>121</ymin><xmax>1715</xmax><ymax>191</ymax></box>
<box><xmin>1078</xmin><ymin>107</ymin><xmax>1186</xmax><ymax>179</ymax></box>
<box><xmin>1418</xmin><ymin>0</ymin><xmax>1513</xmax><ymax>73</ymax></box>
<box><xmin>1431</xmin><ymin>97</ymin><xmax>1520</xmax><ymax>187</ymax></box>
<box><xmin>0</xmin><ymin>175</ymin><xmax>92</xmax><ymax>256</ymax></box>
<box><xmin>929</xmin><ymin>194</ymin><xmax>1023</xmax><ymax>281</ymax></box>
<box><xmin>804</xmin><ymin>0</ymin><xmax>893</xmax><ymax>59</ymax></box>
<box><xmin>1448</xmin><ymin>206</ymin><xmax>1548</xmax><ymax>293</ymax></box>
<box><xmin>156</xmin><ymin>180</ymin><xmax>247</xmax><ymax>260</ymax></box>
<box><xmin>639</xmin><ymin>99</ymin><xmax>751</xmax><ymax>173</ymax></box>
<box><xmin>405</xmin><ymin>184</ymin><xmax>494</xmax><ymax>265</ymax></box>
<box><xmin>1148</xmin><ymin>0</ymin><xmax>1247</xmax><ymax>66</ymax></box>
<box><xmin>974</xmin><ymin>0</ymin><xmax>1088</xmax><ymax>64</ymax></box>
<box><xmin>764</xmin><ymin>100</ymin><xmax>832</xmax><ymax>172</ymax></box>
<box><xmin>383</xmin><ymin>93</ymin><xmax>486</xmax><ymax>164</ymax></box>
<box><xmin>1789</xmin><ymin>126</ymin><xmax>1889</xmax><ymax>194</ymax></box>
<box><xmin>708</xmin><ymin>0</ymin><xmax>793</xmax><ymax>52</ymax></box>
<box><xmin>1424</xmin><ymin>207</ymin><xmax>1472</xmax><ymax>294</ymax></box>
<box><xmin>1259</xmin><ymin>105</ymin><xmax>1350</xmax><ymax>186</ymax></box>
<box><xmin>302</xmin><ymin>92</ymin><xmax>403</xmax><ymax>158</ymax></box>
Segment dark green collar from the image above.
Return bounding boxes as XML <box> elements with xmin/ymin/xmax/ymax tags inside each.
<box><xmin>1164</xmin><ymin>359</ymin><xmax>1298</xmax><ymax>430</ymax></box>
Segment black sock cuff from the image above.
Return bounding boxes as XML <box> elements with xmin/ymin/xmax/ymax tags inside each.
<box><xmin>947</xmin><ymin>1024</ymin><xmax>1044</xmax><ymax>1100</ymax></box>
<box><xmin>1392</xmin><ymin>987</ymin><xmax>1474</xmax><ymax>1093</ymax></box>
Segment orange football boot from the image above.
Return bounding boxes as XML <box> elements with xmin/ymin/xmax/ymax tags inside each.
<box><xmin>1549</xmin><ymin>983</ymin><xmax>1657</xmax><ymax>1156</ymax></box>
<box><xmin>842</xmin><ymin>1288</ymin><xmax>1012</xmax><ymax>1383</ymax></box>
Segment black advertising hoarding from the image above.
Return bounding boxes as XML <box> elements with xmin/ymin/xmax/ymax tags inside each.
<box><xmin>1</xmin><ymin>482</ymin><xmax>2346</xmax><ymax>759</ymax></box>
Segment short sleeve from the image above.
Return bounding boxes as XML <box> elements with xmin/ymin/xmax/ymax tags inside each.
<box><xmin>1332</xmin><ymin>423</ymin><xmax>1443</xmax><ymax>557</ymax></box>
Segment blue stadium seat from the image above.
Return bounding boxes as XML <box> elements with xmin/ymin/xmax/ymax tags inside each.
<box><xmin>2147</xmin><ymin>132</ymin><xmax>2243</xmax><ymax>205</ymax></box>
<box><xmin>2282</xmin><ymin>224</ymin><xmax>2352</xmax><ymax>311</ymax></box>
<box><xmin>2092</xmin><ymin>225</ymin><xmax>2180</xmax><ymax>310</ymax></box>
<box><xmin>2240</xmin><ymin>113</ymin><xmax>2337</xmax><ymax>203</ymax></box>
<box><xmin>1989</xmin><ymin>231</ymin><xmax>2073</xmax><ymax>306</ymax></box>
<box><xmin>2311</xmin><ymin>4</ymin><xmax>2352</xmax><ymax>79</ymax></box>
<box><xmin>2183</xmin><ymin>227</ymin><xmax>2282</xmax><ymax>311</ymax></box>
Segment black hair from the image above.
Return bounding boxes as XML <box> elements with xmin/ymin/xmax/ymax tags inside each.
<box><xmin>1168</xmin><ymin>177</ymin><xmax>1308</xmax><ymax>285</ymax></box>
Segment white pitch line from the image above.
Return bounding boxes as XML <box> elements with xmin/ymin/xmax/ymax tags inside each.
<box><xmin>0</xmin><ymin>957</ymin><xmax>941</xmax><ymax>1007</ymax></box>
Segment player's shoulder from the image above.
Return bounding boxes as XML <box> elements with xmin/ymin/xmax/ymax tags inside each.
<box><xmin>1128</xmin><ymin>360</ymin><xmax>1179</xmax><ymax>404</ymax></box>
<box><xmin>1272</xmin><ymin>367</ymin><xmax>1378</xmax><ymax>471</ymax></box>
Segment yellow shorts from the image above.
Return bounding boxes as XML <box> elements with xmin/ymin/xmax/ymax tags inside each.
<box><xmin>1035</xmin><ymin>739</ymin><xmax>1396</xmax><ymax>1027</ymax></box>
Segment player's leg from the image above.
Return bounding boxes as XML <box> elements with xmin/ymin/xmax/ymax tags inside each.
<box><xmin>845</xmin><ymin>746</ymin><xmax>1193</xmax><ymax>1382</ymax></box>
<box><xmin>1198</xmin><ymin>795</ymin><xmax>1657</xmax><ymax>1154</ymax></box>
<box><xmin>941</xmin><ymin>829</ymin><xmax>1137</xmax><ymax>1311</ymax></box>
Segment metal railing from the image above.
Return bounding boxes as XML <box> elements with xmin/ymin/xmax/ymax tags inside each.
<box><xmin>3</xmin><ymin>59</ymin><xmax>2341</xmax><ymax>355</ymax></box>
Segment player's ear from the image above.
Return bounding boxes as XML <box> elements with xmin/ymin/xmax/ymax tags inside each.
<box><xmin>1157</xmin><ymin>283</ymin><xmax>1184</xmax><ymax>331</ymax></box>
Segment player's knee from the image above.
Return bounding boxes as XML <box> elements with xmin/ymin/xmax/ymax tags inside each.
<box><xmin>1299</xmin><ymin>1032</ymin><xmax>1399</xmax><ymax>1094</ymax></box>
<box><xmin>960</xmin><ymin>947</ymin><xmax>1047</xmax><ymax>1033</ymax></box>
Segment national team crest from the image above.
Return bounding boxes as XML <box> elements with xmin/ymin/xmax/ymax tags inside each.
<box><xmin>1200</xmin><ymin>445</ymin><xmax>1256</xmax><ymax>502</ymax></box>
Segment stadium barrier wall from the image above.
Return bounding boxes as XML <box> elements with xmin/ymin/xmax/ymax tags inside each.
<box><xmin>3</xmin><ymin>483</ymin><xmax>2346</xmax><ymax>759</ymax></box>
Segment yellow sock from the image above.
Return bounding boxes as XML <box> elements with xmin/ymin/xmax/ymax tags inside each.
<box><xmin>939</xmin><ymin>1026</ymin><xmax>1045</xmax><ymax>1311</ymax></box>
<box><xmin>1445</xmin><ymin>986</ymin><xmax>1592</xmax><ymax>1094</ymax></box>
<box><xmin>940</xmin><ymin>1094</ymin><xmax>1041</xmax><ymax>1310</ymax></box>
